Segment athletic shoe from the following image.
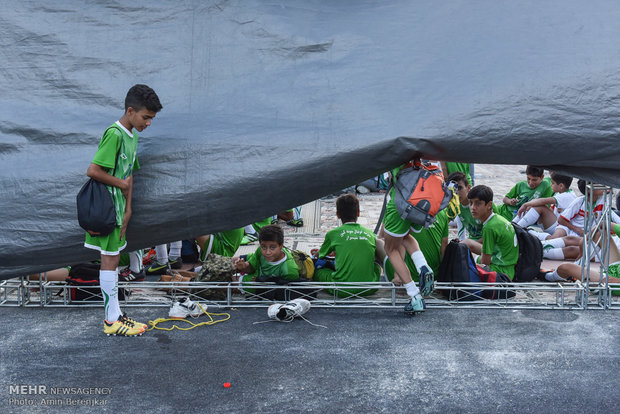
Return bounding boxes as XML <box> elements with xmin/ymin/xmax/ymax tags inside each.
<box><xmin>356</xmin><ymin>185</ymin><xmax>371</xmax><ymax>194</ymax></box>
<box><xmin>268</xmin><ymin>298</ymin><xmax>311</xmax><ymax>322</ymax></box>
<box><xmin>119</xmin><ymin>268</ymin><xmax>145</xmax><ymax>282</ymax></box>
<box><xmin>418</xmin><ymin>265</ymin><xmax>435</xmax><ymax>296</ymax></box>
<box><xmin>145</xmin><ymin>260</ymin><xmax>170</xmax><ymax>276</ymax></box>
<box><xmin>241</xmin><ymin>233</ymin><xmax>258</xmax><ymax>245</ymax></box>
<box><xmin>104</xmin><ymin>316</ymin><xmax>145</xmax><ymax>336</ymax></box>
<box><xmin>169</xmin><ymin>256</ymin><xmax>183</xmax><ymax>269</ymax></box>
<box><xmin>286</xmin><ymin>218</ymin><xmax>304</xmax><ymax>227</ymax></box>
<box><xmin>168</xmin><ymin>298</ymin><xmax>206</xmax><ymax>319</ymax></box>
<box><xmin>142</xmin><ymin>248</ymin><xmax>157</xmax><ymax>266</ymax></box>
<box><xmin>121</xmin><ymin>313</ymin><xmax>147</xmax><ymax>331</ymax></box>
<box><xmin>404</xmin><ymin>294</ymin><xmax>425</xmax><ymax>315</ymax></box>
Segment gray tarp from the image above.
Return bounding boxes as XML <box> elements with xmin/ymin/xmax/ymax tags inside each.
<box><xmin>1</xmin><ymin>0</ymin><xmax>620</xmax><ymax>279</ymax></box>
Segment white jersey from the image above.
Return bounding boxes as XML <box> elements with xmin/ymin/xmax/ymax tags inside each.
<box><xmin>552</xmin><ymin>190</ymin><xmax>577</xmax><ymax>218</ymax></box>
<box><xmin>559</xmin><ymin>196</ymin><xmax>603</xmax><ymax>230</ymax></box>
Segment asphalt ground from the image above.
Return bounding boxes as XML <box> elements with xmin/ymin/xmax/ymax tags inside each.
<box><xmin>1</xmin><ymin>306</ymin><xmax>619</xmax><ymax>413</ymax></box>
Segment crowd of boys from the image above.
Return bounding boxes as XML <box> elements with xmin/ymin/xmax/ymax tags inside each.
<box><xmin>75</xmin><ymin>85</ymin><xmax>619</xmax><ymax>337</ymax></box>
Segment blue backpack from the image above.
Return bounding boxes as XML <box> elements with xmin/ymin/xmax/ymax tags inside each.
<box><xmin>437</xmin><ymin>239</ymin><xmax>481</xmax><ymax>301</ymax></box>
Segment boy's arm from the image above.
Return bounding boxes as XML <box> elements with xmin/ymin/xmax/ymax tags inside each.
<box><xmin>503</xmin><ymin>184</ymin><xmax>518</xmax><ymax>206</ymax></box>
<box><xmin>86</xmin><ymin>163</ymin><xmax>130</xmax><ymax>199</ymax></box>
<box><xmin>120</xmin><ymin>175</ymin><xmax>134</xmax><ymax>240</ymax></box>
<box><xmin>317</xmin><ymin>234</ymin><xmax>333</xmax><ymax>258</ymax></box>
<box><xmin>480</xmin><ymin>253</ymin><xmax>492</xmax><ymax>266</ymax></box>
<box><xmin>232</xmin><ymin>256</ymin><xmax>254</xmax><ymax>274</ymax></box>
<box><xmin>558</xmin><ymin>216</ymin><xmax>583</xmax><ymax>236</ymax></box>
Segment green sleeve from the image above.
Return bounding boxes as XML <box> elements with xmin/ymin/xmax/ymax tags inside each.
<box><xmin>133</xmin><ymin>156</ymin><xmax>140</xmax><ymax>172</ymax></box>
<box><xmin>481</xmin><ymin>226</ymin><xmax>494</xmax><ymax>255</ymax></box>
<box><xmin>542</xmin><ymin>179</ymin><xmax>553</xmax><ymax>197</ymax></box>
<box><xmin>92</xmin><ymin>129</ymin><xmax>121</xmax><ymax>170</ymax></box>
<box><xmin>504</xmin><ymin>183</ymin><xmax>518</xmax><ymax>199</ymax></box>
<box><xmin>318</xmin><ymin>232</ymin><xmax>334</xmax><ymax>258</ymax></box>
<box><xmin>247</xmin><ymin>247</ymin><xmax>261</xmax><ymax>270</ymax></box>
<box><xmin>282</xmin><ymin>250</ymin><xmax>300</xmax><ymax>280</ymax></box>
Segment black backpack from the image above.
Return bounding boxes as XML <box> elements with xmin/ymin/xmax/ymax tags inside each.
<box><xmin>437</xmin><ymin>240</ymin><xmax>482</xmax><ymax>301</ymax></box>
<box><xmin>511</xmin><ymin>223</ymin><xmax>543</xmax><ymax>282</ymax></box>
<box><xmin>66</xmin><ymin>263</ymin><xmax>127</xmax><ymax>302</ymax></box>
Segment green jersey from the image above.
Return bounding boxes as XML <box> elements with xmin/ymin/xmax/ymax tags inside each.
<box><xmin>318</xmin><ymin>222</ymin><xmax>379</xmax><ymax>283</ymax></box>
<box><xmin>498</xmin><ymin>177</ymin><xmax>553</xmax><ymax>220</ymax></box>
<box><xmin>385</xmin><ymin>209</ymin><xmax>449</xmax><ymax>280</ymax></box>
<box><xmin>247</xmin><ymin>246</ymin><xmax>299</xmax><ymax>281</ymax></box>
<box><xmin>456</xmin><ymin>204</ymin><xmax>483</xmax><ymax>240</ymax></box>
<box><xmin>91</xmin><ymin>122</ymin><xmax>140</xmax><ymax>226</ymax></box>
<box><xmin>482</xmin><ymin>213</ymin><xmax>519</xmax><ymax>280</ymax></box>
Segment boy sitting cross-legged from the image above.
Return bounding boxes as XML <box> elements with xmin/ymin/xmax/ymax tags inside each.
<box><xmin>469</xmin><ymin>185</ymin><xmax>519</xmax><ymax>280</ymax></box>
<box><xmin>313</xmin><ymin>194</ymin><xmax>383</xmax><ymax>297</ymax></box>
<box><xmin>233</xmin><ymin>225</ymin><xmax>299</xmax><ymax>293</ymax></box>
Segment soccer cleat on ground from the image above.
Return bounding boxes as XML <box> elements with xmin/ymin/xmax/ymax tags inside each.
<box><xmin>404</xmin><ymin>294</ymin><xmax>425</xmax><ymax>315</ymax></box>
<box><xmin>104</xmin><ymin>316</ymin><xmax>145</xmax><ymax>336</ymax></box>
<box><xmin>169</xmin><ymin>298</ymin><xmax>206</xmax><ymax>319</ymax></box>
<box><xmin>286</xmin><ymin>218</ymin><xmax>304</xmax><ymax>227</ymax></box>
<box><xmin>145</xmin><ymin>260</ymin><xmax>170</xmax><ymax>275</ymax></box>
<box><xmin>418</xmin><ymin>265</ymin><xmax>435</xmax><ymax>296</ymax></box>
<box><xmin>121</xmin><ymin>313</ymin><xmax>147</xmax><ymax>331</ymax></box>
<box><xmin>267</xmin><ymin>298</ymin><xmax>311</xmax><ymax>322</ymax></box>
<box><xmin>169</xmin><ymin>256</ymin><xmax>183</xmax><ymax>269</ymax></box>
<box><xmin>119</xmin><ymin>268</ymin><xmax>145</xmax><ymax>282</ymax></box>
<box><xmin>241</xmin><ymin>233</ymin><xmax>258</xmax><ymax>245</ymax></box>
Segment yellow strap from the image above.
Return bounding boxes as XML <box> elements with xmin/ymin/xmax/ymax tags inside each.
<box><xmin>145</xmin><ymin>303</ymin><xmax>231</xmax><ymax>331</ymax></box>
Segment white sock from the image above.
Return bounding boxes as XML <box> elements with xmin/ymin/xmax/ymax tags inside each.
<box><xmin>294</xmin><ymin>206</ymin><xmax>302</xmax><ymax>220</ymax></box>
<box><xmin>543</xmin><ymin>238</ymin><xmax>566</xmax><ymax>249</ymax></box>
<box><xmin>529</xmin><ymin>229</ymin><xmax>550</xmax><ymax>241</ymax></box>
<box><xmin>244</xmin><ymin>224</ymin><xmax>257</xmax><ymax>235</ymax></box>
<box><xmin>545</xmin><ymin>270</ymin><xmax>565</xmax><ymax>282</ymax></box>
<box><xmin>169</xmin><ymin>241</ymin><xmax>182</xmax><ymax>259</ymax></box>
<box><xmin>404</xmin><ymin>281</ymin><xmax>420</xmax><ymax>298</ymax></box>
<box><xmin>517</xmin><ymin>209</ymin><xmax>540</xmax><ymax>228</ymax></box>
<box><xmin>100</xmin><ymin>270</ymin><xmax>121</xmax><ymax>322</ymax></box>
<box><xmin>544</xmin><ymin>222</ymin><xmax>557</xmax><ymax>234</ymax></box>
<box><xmin>410</xmin><ymin>251</ymin><xmax>429</xmax><ymax>274</ymax></box>
<box><xmin>155</xmin><ymin>244</ymin><xmax>169</xmax><ymax>264</ymax></box>
<box><xmin>544</xmin><ymin>248</ymin><xmax>565</xmax><ymax>260</ymax></box>
<box><xmin>129</xmin><ymin>250</ymin><xmax>142</xmax><ymax>273</ymax></box>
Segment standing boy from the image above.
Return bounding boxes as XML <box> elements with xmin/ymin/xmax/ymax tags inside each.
<box><xmin>84</xmin><ymin>84</ymin><xmax>162</xmax><ymax>336</ymax></box>
<box><xmin>468</xmin><ymin>185</ymin><xmax>519</xmax><ymax>280</ymax></box>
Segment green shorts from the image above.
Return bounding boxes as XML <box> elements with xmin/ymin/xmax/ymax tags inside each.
<box><xmin>382</xmin><ymin>198</ymin><xmax>422</xmax><ymax>237</ymax></box>
<box><xmin>84</xmin><ymin>227</ymin><xmax>126</xmax><ymax>256</ymax></box>
<box><xmin>200</xmin><ymin>234</ymin><xmax>238</xmax><ymax>261</ymax></box>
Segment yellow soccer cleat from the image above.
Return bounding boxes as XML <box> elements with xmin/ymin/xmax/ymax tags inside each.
<box><xmin>120</xmin><ymin>313</ymin><xmax>147</xmax><ymax>331</ymax></box>
<box><xmin>104</xmin><ymin>316</ymin><xmax>145</xmax><ymax>336</ymax></box>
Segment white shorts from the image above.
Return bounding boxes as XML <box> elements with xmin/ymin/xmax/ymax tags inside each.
<box><xmin>556</xmin><ymin>224</ymin><xmax>581</xmax><ymax>238</ymax></box>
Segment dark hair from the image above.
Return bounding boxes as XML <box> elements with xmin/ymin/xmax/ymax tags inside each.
<box><xmin>259</xmin><ymin>224</ymin><xmax>284</xmax><ymax>245</ymax></box>
<box><xmin>336</xmin><ymin>193</ymin><xmax>359</xmax><ymax>223</ymax></box>
<box><xmin>550</xmin><ymin>172</ymin><xmax>573</xmax><ymax>189</ymax></box>
<box><xmin>525</xmin><ymin>165</ymin><xmax>545</xmax><ymax>177</ymax></box>
<box><xmin>447</xmin><ymin>171</ymin><xmax>469</xmax><ymax>187</ymax></box>
<box><xmin>125</xmin><ymin>84</ymin><xmax>162</xmax><ymax>112</ymax></box>
<box><xmin>577</xmin><ymin>179</ymin><xmax>586</xmax><ymax>195</ymax></box>
<box><xmin>467</xmin><ymin>185</ymin><xmax>494</xmax><ymax>203</ymax></box>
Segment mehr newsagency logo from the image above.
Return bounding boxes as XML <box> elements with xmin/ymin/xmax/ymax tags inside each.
<box><xmin>8</xmin><ymin>384</ymin><xmax>112</xmax><ymax>407</ymax></box>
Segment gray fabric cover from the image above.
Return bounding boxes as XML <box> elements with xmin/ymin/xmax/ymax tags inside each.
<box><xmin>1</xmin><ymin>1</ymin><xmax>619</xmax><ymax>278</ymax></box>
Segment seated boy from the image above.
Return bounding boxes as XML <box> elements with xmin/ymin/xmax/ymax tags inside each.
<box><xmin>233</xmin><ymin>225</ymin><xmax>299</xmax><ymax>293</ymax></box>
<box><xmin>496</xmin><ymin>166</ymin><xmax>553</xmax><ymax>222</ymax></box>
<box><xmin>447</xmin><ymin>171</ymin><xmax>484</xmax><ymax>255</ymax></box>
<box><xmin>383</xmin><ymin>209</ymin><xmax>449</xmax><ymax>287</ymax></box>
<box><xmin>469</xmin><ymin>185</ymin><xmax>519</xmax><ymax>280</ymax></box>
<box><xmin>313</xmin><ymin>194</ymin><xmax>382</xmax><ymax>297</ymax></box>
<box><xmin>515</xmin><ymin>172</ymin><xmax>576</xmax><ymax>235</ymax></box>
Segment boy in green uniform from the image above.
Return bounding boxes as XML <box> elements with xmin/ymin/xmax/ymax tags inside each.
<box><xmin>314</xmin><ymin>194</ymin><xmax>382</xmax><ymax>297</ymax></box>
<box><xmin>383</xmin><ymin>209</ymin><xmax>449</xmax><ymax>285</ymax></box>
<box><xmin>468</xmin><ymin>185</ymin><xmax>519</xmax><ymax>280</ymax></box>
<box><xmin>382</xmin><ymin>162</ymin><xmax>436</xmax><ymax>315</ymax></box>
<box><xmin>497</xmin><ymin>166</ymin><xmax>553</xmax><ymax>221</ymax></box>
<box><xmin>234</xmin><ymin>225</ymin><xmax>299</xmax><ymax>293</ymax></box>
<box><xmin>84</xmin><ymin>84</ymin><xmax>162</xmax><ymax>336</ymax></box>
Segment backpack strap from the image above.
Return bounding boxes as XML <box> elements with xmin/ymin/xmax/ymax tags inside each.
<box><xmin>374</xmin><ymin>180</ymin><xmax>392</xmax><ymax>234</ymax></box>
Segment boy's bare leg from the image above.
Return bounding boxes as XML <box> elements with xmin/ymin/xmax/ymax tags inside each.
<box><xmin>537</xmin><ymin>206</ymin><xmax>559</xmax><ymax>230</ymax></box>
<box><xmin>384</xmin><ymin>233</ymin><xmax>414</xmax><ymax>285</ymax></box>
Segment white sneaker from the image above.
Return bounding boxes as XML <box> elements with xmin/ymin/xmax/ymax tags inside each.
<box><xmin>267</xmin><ymin>299</ymin><xmax>311</xmax><ymax>322</ymax></box>
<box><xmin>169</xmin><ymin>298</ymin><xmax>206</xmax><ymax>319</ymax></box>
